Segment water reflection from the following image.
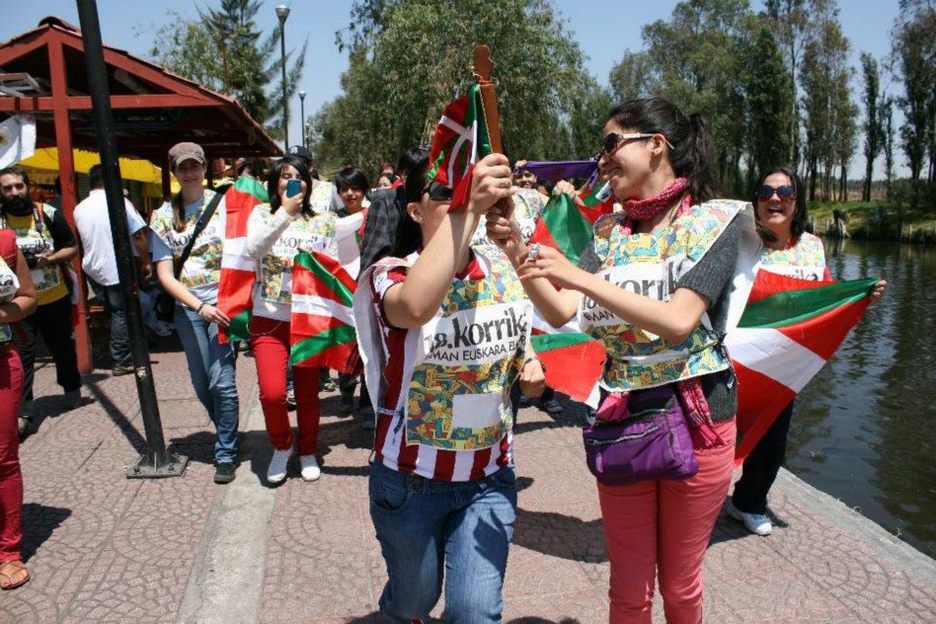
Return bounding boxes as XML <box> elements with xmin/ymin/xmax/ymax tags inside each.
<box><xmin>788</xmin><ymin>239</ymin><xmax>936</xmax><ymax>559</ymax></box>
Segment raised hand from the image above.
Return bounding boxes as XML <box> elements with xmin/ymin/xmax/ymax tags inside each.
<box><xmin>468</xmin><ymin>153</ymin><xmax>514</xmax><ymax>216</ymax></box>
<box><xmin>516</xmin><ymin>243</ymin><xmax>583</xmax><ymax>290</ymax></box>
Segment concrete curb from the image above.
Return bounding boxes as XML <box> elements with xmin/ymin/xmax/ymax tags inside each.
<box><xmin>176</xmin><ymin>388</ymin><xmax>271</xmax><ymax>624</ymax></box>
<box><xmin>775</xmin><ymin>468</ymin><xmax>936</xmax><ymax>581</ymax></box>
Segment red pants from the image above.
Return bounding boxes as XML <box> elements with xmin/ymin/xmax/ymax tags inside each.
<box><xmin>250</xmin><ymin>316</ymin><xmax>320</xmax><ymax>456</ymax></box>
<box><xmin>597</xmin><ymin>418</ymin><xmax>736</xmax><ymax>624</ymax></box>
<box><xmin>0</xmin><ymin>346</ymin><xmax>24</xmax><ymax>564</ymax></box>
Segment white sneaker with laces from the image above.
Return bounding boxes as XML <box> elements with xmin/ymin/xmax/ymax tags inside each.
<box><xmin>727</xmin><ymin>501</ymin><xmax>772</xmax><ymax>536</ymax></box>
<box><xmin>299</xmin><ymin>454</ymin><xmax>321</xmax><ymax>481</ymax></box>
<box><xmin>267</xmin><ymin>447</ymin><xmax>293</xmax><ymax>484</ymax></box>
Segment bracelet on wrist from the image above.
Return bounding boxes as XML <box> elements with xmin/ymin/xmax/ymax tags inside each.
<box><xmin>196</xmin><ymin>302</ymin><xmax>206</xmax><ymax>314</ymax></box>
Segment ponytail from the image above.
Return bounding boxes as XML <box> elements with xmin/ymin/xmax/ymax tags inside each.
<box><xmin>171</xmin><ymin>192</ymin><xmax>186</xmax><ymax>232</ymax></box>
<box><xmin>686</xmin><ymin>113</ymin><xmax>716</xmax><ymax>203</ymax></box>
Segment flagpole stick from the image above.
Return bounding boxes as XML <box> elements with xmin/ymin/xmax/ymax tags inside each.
<box><xmin>473</xmin><ymin>45</ymin><xmax>503</xmax><ymax>154</ymax></box>
<box><xmin>472</xmin><ymin>45</ymin><xmax>519</xmax><ymax>244</ymax></box>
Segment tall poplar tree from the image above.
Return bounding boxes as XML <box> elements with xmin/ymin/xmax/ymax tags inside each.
<box><xmin>860</xmin><ymin>53</ymin><xmax>884</xmax><ymax>201</ymax></box>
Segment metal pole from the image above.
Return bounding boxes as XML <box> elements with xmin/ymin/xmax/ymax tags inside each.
<box><xmin>276</xmin><ymin>5</ymin><xmax>290</xmax><ymax>147</ymax></box>
<box><xmin>76</xmin><ymin>0</ymin><xmax>187</xmax><ymax>479</ymax></box>
<box><xmin>299</xmin><ymin>90</ymin><xmax>306</xmax><ymax>148</ymax></box>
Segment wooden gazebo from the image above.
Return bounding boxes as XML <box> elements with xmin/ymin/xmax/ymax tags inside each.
<box><xmin>0</xmin><ymin>16</ymin><xmax>281</xmax><ymax>372</ymax></box>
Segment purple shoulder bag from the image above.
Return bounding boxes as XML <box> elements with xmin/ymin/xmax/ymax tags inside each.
<box><xmin>582</xmin><ymin>385</ymin><xmax>698</xmax><ymax>486</ymax></box>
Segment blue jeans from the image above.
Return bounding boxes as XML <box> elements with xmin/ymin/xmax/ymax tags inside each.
<box><xmin>174</xmin><ymin>304</ymin><xmax>239</xmax><ymax>463</ymax></box>
<box><xmin>89</xmin><ymin>279</ymin><xmax>130</xmax><ymax>365</ymax></box>
<box><xmin>369</xmin><ymin>459</ymin><xmax>517</xmax><ymax>623</ymax></box>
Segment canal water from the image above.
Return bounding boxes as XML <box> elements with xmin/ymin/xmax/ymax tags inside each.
<box><xmin>788</xmin><ymin>238</ymin><xmax>936</xmax><ymax>559</ymax></box>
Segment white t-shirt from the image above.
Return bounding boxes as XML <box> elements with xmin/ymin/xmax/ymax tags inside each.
<box><xmin>74</xmin><ymin>189</ymin><xmax>147</xmax><ymax>286</ymax></box>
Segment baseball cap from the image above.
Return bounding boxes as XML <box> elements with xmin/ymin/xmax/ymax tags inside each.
<box><xmin>168</xmin><ymin>142</ymin><xmax>206</xmax><ymax>169</ymax></box>
<box><xmin>286</xmin><ymin>145</ymin><xmax>315</xmax><ymax>163</ymax></box>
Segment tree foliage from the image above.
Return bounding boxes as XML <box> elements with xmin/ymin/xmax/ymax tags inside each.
<box><xmin>891</xmin><ymin>0</ymin><xmax>936</xmax><ymax>185</ymax></box>
<box><xmin>147</xmin><ymin>0</ymin><xmax>307</xmax><ymax>139</ymax></box>
<box><xmin>740</xmin><ymin>24</ymin><xmax>793</xmax><ymax>186</ymax></box>
<box><xmin>860</xmin><ymin>53</ymin><xmax>885</xmax><ymax>201</ymax></box>
<box><xmin>799</xmin><ymin>11</ymin><xmax>856</xmax><ymax>201</ymax></box>
<box><xmin>312</xmin><ymin>0</ymin><xmax>594</xmax><ymax>175</ymax></box>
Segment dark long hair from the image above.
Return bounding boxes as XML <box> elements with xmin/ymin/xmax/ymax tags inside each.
<box><xmin>607</xmin><ymin>97</ymin><xmax>717</xmax><ymax>203</ymax></box>
<box><xmin>753</xmin><ymin>166</ymin><xmax>808</xmax><ymax>241</ymax></box>
<box><xmin>267</xmin><ymin>155</ymin><xmax>313</xmax><ymax>216</ymax></box>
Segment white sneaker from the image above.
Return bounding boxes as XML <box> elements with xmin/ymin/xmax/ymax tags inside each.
<box><xmin>726</xmin><ymin>500</ymin><xmax>772</xmax><ymax>536</ymax></box>
<box><xmin>299</xmin><ymin>454</ymin><xmax>321</xmax><ymax>482</ymax></box>
<box><xmin>267</xmin><ymin>447</ymin><xmax>293</xmax><ymax>484</ymax></box>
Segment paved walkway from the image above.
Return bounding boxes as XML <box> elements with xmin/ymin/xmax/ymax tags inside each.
<box><xmin>3</xmin><ymin>341</ymin><xmax>935</xmax><ymax>623</ymax></box>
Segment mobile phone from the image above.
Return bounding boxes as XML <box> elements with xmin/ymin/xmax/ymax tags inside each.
<box><xmin>286</xmin><ymin>178</ymin><xmax>302</xmax><ymax>198</ymax></box>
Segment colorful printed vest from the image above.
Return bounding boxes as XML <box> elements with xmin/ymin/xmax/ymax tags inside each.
<box><xmin>149</xmin><ymin>190</ymin><xmax>224</xmax><ymax>292</ymax></box>
<box><xmin>758</xmin><ymin>232</ymin><xmax>826</xmax><ymax>280</ymax></box>
<box><xmin>2</xmin><ymin>204</ymin><xmax>67</xmax><ymax>305</ymax></box>
<box><xmin>259</xmin><ymin>209</ymin><xmax>338</xmax><ymax>304</ymax></box>
<box><xmin>309</xmin><ymin>180</ymin><xmax>336</xmax><ymax>214</ymax></box>
<box><xmin>579</xmin><ymin>200</ymin><xmax>743</xmax><ymax>392</ymax></box>
<box><xmin>365</xmin><ymin>250</ymin><xmax>531</xmax><ymax>451</ymax></box>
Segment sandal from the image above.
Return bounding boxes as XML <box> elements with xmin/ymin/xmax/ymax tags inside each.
<box><xmin>0</xmin><ymin>560</ymin><xmax>29</xmax><ymax>590</ymax></box>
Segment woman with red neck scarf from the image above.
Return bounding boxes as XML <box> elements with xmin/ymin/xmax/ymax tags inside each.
<box><xmin>488</xmin><ymin>97</ymin><xmax>744</xmax><ymax>623</ymax></box>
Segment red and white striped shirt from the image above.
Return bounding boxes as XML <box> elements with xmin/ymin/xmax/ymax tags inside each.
<box><xmin>368</xmin><ymin>254</ymin><xmax>513</xmax><ymax>482</ymax></box>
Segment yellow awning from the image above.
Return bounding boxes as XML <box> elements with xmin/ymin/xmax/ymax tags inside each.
<box><xmin>19</xmin><ymin>147</ymin><xmax>163</xmax><ymax>184</ymax></box>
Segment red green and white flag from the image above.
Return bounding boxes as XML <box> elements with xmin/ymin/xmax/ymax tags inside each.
<box><xmin>530</xmin><ymin>330</ymin><xmax>605</xmax><ymax>408</ymax></box>
<box><xmin>726</xmin><ymin>271</ymin><xmax>876</xmax><ymax>463</ymax></box>
<box><xmin>428</xmin><ymin>83</ymin><xmax>492</xmax><ymax>212</ymax></box>
<box><xmin>218</xmin><ymin>175</ymin><xmax>267</xmax><ymax>343</ymax></box>
<box><xmin>289</xmin><ymin>250</ymin><xmax>357</xmax><ymax>372</ymax></box>
<box><xmin>529</xmin><ymin>192</ymin><xmax>606</xmax><ymax>266</ymax></box>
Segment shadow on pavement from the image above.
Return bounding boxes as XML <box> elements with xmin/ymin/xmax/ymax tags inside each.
<box><xmin>20</xmin><ymin>503</ymin><xmax>71</xmax><ymax>562</ymax></box>
<box><xmin>513</xmin><ymin>507</ymin><xmax>607</xmax><ymax>563</ymax></box>
<box><xmin>21</xmin><ymin>371</ymin><xmax>106</xmax><ymax>438</ymax></box>
<box><xmin>84</xmin><ymin>375</ymin><xmax>148</xmax><ymax>454</ymax></box>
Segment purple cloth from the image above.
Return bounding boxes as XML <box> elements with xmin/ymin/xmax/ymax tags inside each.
<box><xmin>516</xmin><ymin>160</ymin><xmax>598</xmax><ymax>182</ymax></box>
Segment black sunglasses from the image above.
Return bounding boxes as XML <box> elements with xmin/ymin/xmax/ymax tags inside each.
<box><xmin>422</xmin><ymin>180</ymin><xmax>453</xmax><ymax>202</ymax></box>
<box><xmin>597</xmin><ymin>132</ymin><xmax>675</xmax><ymax>160</ymax></box>
<box><xmin>757</xmin><ymin>185</ymin><xmax>795</xmax><ymax>200</ymax></box>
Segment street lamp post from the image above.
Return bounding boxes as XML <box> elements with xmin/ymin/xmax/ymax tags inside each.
<box><xmin>298</xmin><ymin>90</ymin><xmax>306</xmax><ymax>148</ymax></box>
<box><xmin>276</xmin><ymin>4</ymin><xmax>290</xmax><ymax>148</ymax></box>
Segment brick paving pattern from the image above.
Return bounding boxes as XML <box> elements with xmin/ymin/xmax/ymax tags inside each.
<box><xmin>2</xmin><ymin>339</ymin><xmax>934</xmax><ymax>623</ymax></box>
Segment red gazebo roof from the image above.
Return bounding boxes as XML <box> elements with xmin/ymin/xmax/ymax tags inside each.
<box><xmin>0</xmin><ymin>16</ymin><xmax>282</xmax><ymax>161</ymax></box>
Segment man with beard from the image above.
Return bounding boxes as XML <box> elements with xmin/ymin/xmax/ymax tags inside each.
<box><xmin>0</xmin><ymin>167</ymin><xmax>82</xmax><ymax>436</ymax></box>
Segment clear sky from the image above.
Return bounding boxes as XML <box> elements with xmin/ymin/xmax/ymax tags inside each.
<box><xmin>1</xmin><ymin>0</ymin><xmax>905</xmax><ymax>175</ymax></box>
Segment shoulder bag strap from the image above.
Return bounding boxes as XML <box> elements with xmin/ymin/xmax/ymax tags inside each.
<box><xmin>173</xmin><ymin>185</ymin><xmax>229</xmax><ymax>279</ymax></box>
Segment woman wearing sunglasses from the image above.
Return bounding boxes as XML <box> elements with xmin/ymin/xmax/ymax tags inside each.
<box><xmin>487</xmin><ymin>97</ymin><xmax>744</xmax><ymax>623</ymax></box>
<box><xmin>353</xmin><ymin>147</ymin><xmax>545</xmax><ymax>622</ymax></box>
<box><xmin>726</xmin><ymin>166</ymin><xmax>884</xmax><ymax>536</ymax></box>
<box><xmin>244</xmin><ymin>155</ymin><xmax>339</xmax><ymax>485</ymax></box>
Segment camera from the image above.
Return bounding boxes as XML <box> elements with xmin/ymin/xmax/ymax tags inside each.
<box><xmin>19</xmin><ymin>239</ymin><xmax>46</xmax><ymax>269</ymax></box>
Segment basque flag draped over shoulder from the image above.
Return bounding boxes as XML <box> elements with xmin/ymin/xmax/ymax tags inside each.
<box><xmin>218</xmin><ymin>175</ymin><xmax>268</xmax><ymax>343</ymax></box>
<box><xmin>726</xmin><ymin>271</ymin><xmax>876</xmax><ymax>463</ymax></box>
<box><xmin>290</xmin><ymin>251</ymin><xmax>357</xmax><ymax>372</ymax></box>
<box><xmin>428</xmin><ymin>84</ymin><xmax>492</xmax><ymax>212</ymax></box>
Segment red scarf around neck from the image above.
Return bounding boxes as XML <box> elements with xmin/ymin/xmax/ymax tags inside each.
<box><xmin>619</xmin><ymin>177</ymin><xmax>691</xmax><ymax>236</ymax></box>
